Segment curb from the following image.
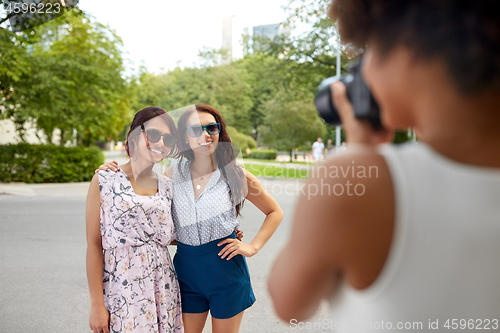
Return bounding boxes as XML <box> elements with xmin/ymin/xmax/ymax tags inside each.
<box><xmin>0</xmin><ymin>182</ymin><xmax>90</xmax><ymax>197</ymax></box>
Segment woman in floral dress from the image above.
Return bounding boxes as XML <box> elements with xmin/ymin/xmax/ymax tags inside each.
<box><xmin>86</xmin><ymin>107</ymin><xmax>184</xmax><ymax>333</ymax></box>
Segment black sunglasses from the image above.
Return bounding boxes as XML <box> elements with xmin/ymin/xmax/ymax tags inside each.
<box><xmin>141</xmin><ymin>126</ymin><xmax>177</xmax><ymax>148</ymax></box>
<box><xmin>186</xmin><ymin>123</ymin><xmax>221</xmax><ymax>138</ymax></box>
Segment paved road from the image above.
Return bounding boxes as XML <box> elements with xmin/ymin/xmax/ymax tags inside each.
<box><xmin>0</xmin><ymin>178</ymin><xmax>333</xmax><ymax>333</ymax></box>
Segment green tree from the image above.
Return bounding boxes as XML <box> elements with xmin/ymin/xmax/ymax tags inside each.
<box><xmin>259</xmin><ymin>89</ymin><xmax>326</xmax><ymax>161</ymax></box>
<box><xmin>250</xmin><ymin>0</ymin><xmax>347</xmax><ymax>95</ymax></box>
<box><xmin>1</xmin><ymin>8</ymin><xmax>132</xmax><ymax>146</ymax></box>
<box><xmin>236</xmin><ymin>53</ymin><xmax>289</xmax><ymax>139</ymax></box>
<box><xmin>226</xmin><ymin>125</ymin><xmax>257</xmax><ymax>157</ymax></box>
<box><xmin>134</xmin><ymin>56</ymin><xmax>254</xmax><ymax>135</ymax></box>
<box><xmin>0</xmin><ymin>2</ymin><xmax>40</xmax><ymax>135</ymax></box>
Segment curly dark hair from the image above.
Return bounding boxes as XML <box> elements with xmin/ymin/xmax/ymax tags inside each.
<box><xmin>330</xmin><ymin>0</ymin><xmax>500</xmax><ymax>95</ymax></box>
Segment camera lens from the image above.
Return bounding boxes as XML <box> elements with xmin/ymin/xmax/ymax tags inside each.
<box><xmin>315</xmin><ymin>76</ymin><xmax>342</xmax><ymax>126</ymax></box>
<box><xmin>314</xmin><ymin>58</ymin><xmax>383</xmax><ymax>130</ymax></box>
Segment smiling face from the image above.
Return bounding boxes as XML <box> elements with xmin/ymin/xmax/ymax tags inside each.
<box><xmin>133</xmin><ymin>116</ymin><xmax>173</xmax><ymax>164</ymax></box>
<box><xmin>185</xmin><ymin>111</ymin><xmax>219</xmax><ymax>156</ymax></box>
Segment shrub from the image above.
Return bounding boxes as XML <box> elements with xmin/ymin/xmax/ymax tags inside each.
<box><xmin>249</xmin><ymin>149</ymin><xmax>277</xmax><ymax>160</ymax></box>
<box><xmin>0</xmin><ymin>143</ymin><xmax>104</xmax><ymax>183</ymax></box>
<box><xmin>227</xmin><ymin>126</ymin><xmax>257</xmax><ymax>157</ymax></box>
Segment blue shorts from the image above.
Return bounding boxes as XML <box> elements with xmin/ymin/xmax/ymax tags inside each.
<box><xmin>173</xmin><ymin>232</ymin><xmax>256</xmax><ymax>319</ymax></box>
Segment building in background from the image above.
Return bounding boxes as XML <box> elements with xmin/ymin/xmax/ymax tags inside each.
<box><xmin>252</xmin><ymin>22</ymin><xmax>290</xmax><ymax>54</ymax></box>
<box><xmin>223</xmin><ymin>18</ymin><xmax>290</xmax><ymax>58</ymax></box>
<box><xmin>252</xmin><ymin>23</ymin><xmax>280</xmax><ymax>52</ymax></box>
<box><xmin>221</xmin><ymin>16</ymin><xmax>234</xmax><ymax>63</ymax></box>
<box><xmin>0</xmin><ymin>119</ymin><xmax>62</xmax><ymax>145</ymax></box>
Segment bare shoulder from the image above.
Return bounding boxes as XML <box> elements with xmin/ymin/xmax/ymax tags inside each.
<box><xmin>315</xmin><ymin>150</ymin><xmax>393</xmax><ymax>197</ymax></box>
<box><xmin>294</xmin><ymin>150</ymin><xmax>395</xmax><ymax>289</ymax></box>
<box><xmin>307</xmin><ymin>150</ymin><xmax>393</xmax><ymax>203</ymax></box>
<box><xmin>164</xmin><ymin>164</ymin><xmax>174</xmax><ymax>180</ymax></box>
<box><xmin>87</xmin><ymin>173</ymin><xmax>101</xmax><ymax>199</ymax></box>
<box><xmin>90</xmin><ymin>173</ymin><xmax>100</xmax><ymax>187</ymax></box>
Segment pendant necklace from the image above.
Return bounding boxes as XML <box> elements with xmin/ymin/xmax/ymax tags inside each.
<box><xmin>191</xmin><ymin>165</ymin><xmax>204</xmax><ymax>190</ymax></box>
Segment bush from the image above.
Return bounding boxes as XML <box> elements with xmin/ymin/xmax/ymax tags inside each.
<box><xmin>249</xmin><ymin>149</ymin><xmax>277</xmax><ymax>160</ymax></box>
<box><xmin>393</xmin><ymin>130</ymin><xmax>414</xmax><ymax>144</ymax></box>
<box><xmin>227</xmin><ymin>126</ymin><xmax>257</xmax><ymax>157</ymax></box>
<box><xmin>0</xmin><ymin>143</ymin><xmax>104</xmax><ymax>183</ymax></box>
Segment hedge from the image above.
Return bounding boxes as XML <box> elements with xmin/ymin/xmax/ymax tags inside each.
<box><xmin>248</xmin><ymin>149</ymin><xmax>277</xmax><ymax>160</ymax></box>
<box><xmin>227</xmin><ymin>126</ymin><xmax>257</xmax><ymax>157</ymax></box>
<box><xmin>0</xmin><ymin>143</ymin><xmax>104</xmax><ymax>183</ymax></box>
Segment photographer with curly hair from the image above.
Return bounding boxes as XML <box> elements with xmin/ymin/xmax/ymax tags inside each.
<box><xmin>268</xmin><ymin>1</ymin><xmax>500</xmax><ymax>331</ymax></box>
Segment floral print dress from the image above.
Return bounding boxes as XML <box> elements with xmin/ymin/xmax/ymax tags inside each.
<box><xmin>98</xmin><ymin>169</ymin><xmax>183</xmax><ymax>333</ymax></box>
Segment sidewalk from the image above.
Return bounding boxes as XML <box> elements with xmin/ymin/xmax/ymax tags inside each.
<box><xmin>0</xmin><ymin>182</ymin><xmax>90</xmax><ymax>197</ymax></box>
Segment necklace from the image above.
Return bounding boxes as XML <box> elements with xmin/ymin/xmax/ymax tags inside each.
<box><xmin>191</xmin><ymin>165</ymin><xmax>205</xmax><ymax>190</ymax></box>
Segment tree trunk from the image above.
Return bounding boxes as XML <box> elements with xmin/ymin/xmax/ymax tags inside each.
<box><xmin>59</xmin><ymin>129</ymin><xmax>65</xmax><ymax>146</ymax></box>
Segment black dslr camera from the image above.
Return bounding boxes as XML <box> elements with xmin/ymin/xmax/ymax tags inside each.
<box><xmin>314</xmin><ymin>57</ymin><xmax>383</xmax><ymax>130</ymax></box>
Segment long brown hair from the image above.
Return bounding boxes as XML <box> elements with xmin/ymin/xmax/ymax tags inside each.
<box><xmin>177</xmin><ymin>104</ymin><xmax>247</xmax><ymax>216</ymax></box>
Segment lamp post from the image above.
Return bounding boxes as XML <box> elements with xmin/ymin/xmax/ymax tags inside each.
<box><xmin>335</xmin><ymin>28</ymin><xmax>342</xmax><ymax>149</ymax></box>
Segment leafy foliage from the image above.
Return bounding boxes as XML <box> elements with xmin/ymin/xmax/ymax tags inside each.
<box><xmin>248</xmin><ymin>149</ymin><xmax>278</xmax><ymax>160</ymax></box>
<box><xmin>248</xmin><ymin>0</ymin><xmax>347</xmax><ymax>95</ymax></box>
<box><xmin>1</xmin><ymin>8</ymin><xmax>133</xmax><ymax>146</ymax></box>
<box><xmin>134</xmin><ymin>55</ymin><xmax>254</xmax><ymax>135</ymax></box>
<box><xmin>259</xmin><ymin>88</ymin><xmax>326</xmax><ymax>160</ymax></box>
<box><xmin>227</xmin><ymin>126</ymin><xmax>257</xmax><ymax>157</ymax></box>
<box><xmin>235</xmin><ymin>53</ymin><xmax>289</xmax><ymax>136</ymax></box>
<box><xmin>0</xmin><ymin>143</ymin><xmax>103</xmax><ymax>183</ymax></box>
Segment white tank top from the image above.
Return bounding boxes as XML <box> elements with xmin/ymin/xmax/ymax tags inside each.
<box><xmin>329</xmin><ymin>143</ymin><xmax>500</xmax><ymax>332</ymax></box>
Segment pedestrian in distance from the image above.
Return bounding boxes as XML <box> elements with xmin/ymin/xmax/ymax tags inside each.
<box><xmin>312</xmin><ymin>137</ymin><xmax>325</xmax><ymax>163</ymax></box>
<box><xmin>325</xmin><ymin>139</ymin><xmax>334</xmax><ymax>158</ymax></box>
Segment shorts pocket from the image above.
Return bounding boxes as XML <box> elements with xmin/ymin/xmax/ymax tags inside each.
<box><xmin>229</xmin><ymin>254</ymin><xmax>249</xmax><ymax>280</ymax></box>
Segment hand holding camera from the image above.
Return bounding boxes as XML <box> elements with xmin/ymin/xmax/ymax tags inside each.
<box><xmin>331</xmin><ymin>80</ymin><xmax>393</xmax><ymax>146</ymax></box>
<box><xmin>315</xmin><ymin>57</ymin><xmax>392</xmax><ymax>146</ymax></box>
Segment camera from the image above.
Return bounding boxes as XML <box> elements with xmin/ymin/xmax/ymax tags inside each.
<box><xmin>314</xmin><ymin>57</ymin><xmax>383</xmax><ymax>130</ymax></box>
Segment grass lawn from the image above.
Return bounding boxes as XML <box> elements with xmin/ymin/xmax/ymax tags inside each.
<box><xmin>244</xmin><ymin>163</ymin><xmax>310</xmax><ymax>179</ymax></box>
<box><xmin>242</xmin><ymin>158</ymin><xmax>314</xmax><ymax>166</ymax></box>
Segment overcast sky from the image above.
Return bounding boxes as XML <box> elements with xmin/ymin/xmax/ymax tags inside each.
<box><xmin>78</xmin><ymin>0</ymin><xmax>291</xmax><ymax>74</ymax></box>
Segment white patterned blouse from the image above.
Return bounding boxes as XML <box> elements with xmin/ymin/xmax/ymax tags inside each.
<box><xmin>171</xmin><ymin>159</ymin><xmax>240</xmax><ymax>246</ymax></box>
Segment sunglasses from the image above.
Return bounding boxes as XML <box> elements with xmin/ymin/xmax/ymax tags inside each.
<box><xmin>141</xmin><ymin>126</ymin><xmax>177</xmax><ymax>148</ymax></box>
<box><xmin>186</xmin><ymin>123</ymin><xmax>221</xmax><ymax>138</ymax></box>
